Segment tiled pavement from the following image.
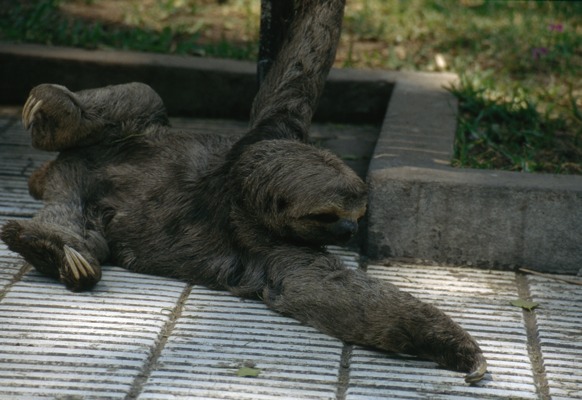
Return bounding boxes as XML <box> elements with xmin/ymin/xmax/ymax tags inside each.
<box><xmin>0</xmin><ymin>111</ymin><xmax>580</xmax><ymax>399</ymax></box>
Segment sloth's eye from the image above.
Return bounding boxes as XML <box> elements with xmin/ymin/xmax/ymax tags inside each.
<box><xmin>276</xmin><ymin>198</ymin><xmax>289</xmax><ymax>212</ymax></box>
<box><xmin>306</xmin><ymin>213</ymin><xmax>340</xmax><ymax>223</ymax></box>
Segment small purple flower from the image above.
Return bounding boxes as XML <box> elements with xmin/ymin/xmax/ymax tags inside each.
<box><xmin>531</xmin><ymin>47</ymin><xmax>549</xmax><ymax>60</ymax></box>
<box><xmin>548</xmin><ymin>23</ymin><xmax>563</xmax><ymax>32</ymax></box>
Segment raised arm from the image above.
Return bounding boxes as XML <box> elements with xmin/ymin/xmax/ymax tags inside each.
<box><xmin>242</xmin><ymin>0</ymin><xmax>345</xmax><ymax>147</ymax></box>
<box><xmin>22</xmin><ymin>82</ymin><xmax>168</xmax><ymax>151</ymax></box>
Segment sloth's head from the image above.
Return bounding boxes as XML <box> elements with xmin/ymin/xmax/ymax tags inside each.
<box><xmin>231</xmin><ymin>140</ymin><xmax>367</xmax><ymax>246</ymax></box>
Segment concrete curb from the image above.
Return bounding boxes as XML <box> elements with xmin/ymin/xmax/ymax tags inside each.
<box><xmin>0</xmin><ymin>43</ymin><xmax>391</xmax><ymax>123</ymax></box>
<box><xmin>366</xmin><ymin>73</ymin><xmax>582</xmax><ymax>275</ymax></box>
<box><xmin>1</xmin><ymin>43</ymin><xmax>580</xmax><ymax>274</ymax></box>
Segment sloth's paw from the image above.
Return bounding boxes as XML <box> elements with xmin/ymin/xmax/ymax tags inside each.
<box><xmin>1</xmin><ymin>220</ymin><xmax>101</xmax><ymax>292</ymax></box>
<box><xmin>22</xmin><ymin>84</ymin><xmax>83</xmax><ymax>151</ymax></box>
<box><xmin>464</xmin><ymin>352</ymin><xmax>488</xmax><ymax>383</ymax></box>
<box><xmin>407</xmin><ymin>314</ymin><xmax>489</xmax><ymax>383</ymax></box>
<box><xmin>439</xmin><ymin>338</ymin><xmax>488</xmax><ymax>383</ymax></box>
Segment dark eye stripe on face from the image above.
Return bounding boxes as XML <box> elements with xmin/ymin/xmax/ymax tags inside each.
<box><xmin>304</xmin><ymin>213</ymin><xmax>340</xmax><ymax>223</ymax></box>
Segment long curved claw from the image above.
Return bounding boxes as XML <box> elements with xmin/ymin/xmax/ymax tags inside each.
<box><xmin>464</xmin><ymin>354</ymin><xmax>488</xmax><ymax>383</ymax></box>
<box><xmin>27</xmin><ymin>100</ymin><xmax>44</xmax><ymax>129</ymax></box>
<box><xmin>22</xmin><ymin>97</ymin><xmax>43</xmax><ymax>130</ymax></box>
<box><xmin>22</xmin><ymin>95</ymin><xmax>36</xmax><ymax>129</ymax></box>
<box><xmin>63</xmin><ymin>245</ymin><xmax>98</xmax><ymax>279</ymax></box>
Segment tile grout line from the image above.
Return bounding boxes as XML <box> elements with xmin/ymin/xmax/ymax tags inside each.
<box><xmin>335</xmin><ymin>250</ymin><xmax>366</xmax><ymax>399</ymax></box>
<box><xmin>0</xmin><ymin>262</ymin><xmax>31</xmax><ymax>303</ymax></box>
<box><xmin>515</xmin><ymin>272</ymin><xmax>551</xmax><ymax>400</ymax></box>
<box><xmin>335</xmin><ymin>343</ymin><xmax>353</xmax><ymax>400</ymax></box>
<box><xmin>125</xmin><ymin>283</ymin><xmax>193</xmax><ymax>400</ymax></box>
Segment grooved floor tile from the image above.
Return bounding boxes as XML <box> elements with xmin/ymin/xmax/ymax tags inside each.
<box><xmin>0</xmin><ymin>238</ymin><xmax>26</xmax><ymax>294</ymax></box>
<box><xmin>528</xmin><ymin>276</ymin><xmax>582</xmax><ymax>400</ymax></box>
<box><xmin>0</xmin><ymin>267</ymin><xmax>186</xmax><ymax>399</ymax></box>
<box><xmin>346</xmin><ymin>264</ymin><xmax>538</xmax><ymax>399</ymax></box>
<box><xmin>137</xmin><ymin>249</ymin><xmax>360</xmax><ymax>400</ymax></box>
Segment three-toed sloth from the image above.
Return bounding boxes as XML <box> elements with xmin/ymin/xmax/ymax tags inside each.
<box><xmin>1</xmin><ymin>0</ymin><xmax>486</xmax><ymax>383</ymax></box>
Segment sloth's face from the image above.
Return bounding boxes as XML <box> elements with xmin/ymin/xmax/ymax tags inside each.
<box><xmin>234</xmin><ymin>140</ymin><xmax>368</xmax><ymax>246</ymax></box>
<box><xmin>257</xmin><ymin>174</ymin><xmax>367</xmax><ymax>246</ymax></box>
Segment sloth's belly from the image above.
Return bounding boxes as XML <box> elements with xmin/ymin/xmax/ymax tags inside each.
<box><xmin>74</xmin><ymin>130</ymin><xmax>239</xmax><ymax>281</ymax></box>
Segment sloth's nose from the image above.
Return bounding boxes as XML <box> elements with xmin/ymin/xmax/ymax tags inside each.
<box><xmin>332</xmin><ymin>219</ymin><xmax>358</xmax><ymax>239</ymax></box>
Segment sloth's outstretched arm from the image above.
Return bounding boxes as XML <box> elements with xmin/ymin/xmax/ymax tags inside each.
<box><xmin>22</xmin><ymin>82</ymin><xmax>168</xmax><ymax>151</ymax></box>
<box><xmin>261</xmin><ymin>251</ymin><xmax>487</xmax><ymax>383</ymax></box>
<box><xmin>245</xmin><ymin>0</ymin><xmax>345</xmax><ymax>144</ymax></box>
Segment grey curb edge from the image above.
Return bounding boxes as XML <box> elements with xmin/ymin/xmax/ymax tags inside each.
<box><xmin>367</xmin><ymin>73</ymin><xmax>582</xmax><ymax>275</ymax></box>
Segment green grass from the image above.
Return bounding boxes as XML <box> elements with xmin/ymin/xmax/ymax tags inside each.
<box><xmin>450</xmin><ymin>74</ymin><xmax>581</xmax><ymax>174</ymax></box>
<box><xmin>340</xmin><ymin>0</ymin><xmax>581</xmax><ymax>174</ymax></box>
<box><xmin>0</xmin><ymin>0</ymin><xmax>580</xmax><ymax>174</ymax></box>
<box><xmin>0</xmin><ymin>0</ymin><xmax>259</xmax><ymax>58</ymax></box>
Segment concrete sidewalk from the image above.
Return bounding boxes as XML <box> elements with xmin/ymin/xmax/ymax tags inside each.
<box><xmin>1</xmin><ymin>112</ymin><xmax>580</xmax><ymax>399</ymax></box>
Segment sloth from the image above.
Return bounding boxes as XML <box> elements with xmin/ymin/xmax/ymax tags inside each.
<box><xmin>1</xmin><ymin>0</ymin><xmax>487</xmax><ymax>383</ymax></box>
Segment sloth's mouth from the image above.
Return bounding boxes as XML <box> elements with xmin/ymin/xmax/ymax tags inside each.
<box><xmin>335</xmin><ymin>231</ymin><xmax>355</xmax><ymax>243</ymax></box>
<box><xmin>330</xmin><ymin>219</ymin><xmax>359</xmax><ymax>239</ymax></box>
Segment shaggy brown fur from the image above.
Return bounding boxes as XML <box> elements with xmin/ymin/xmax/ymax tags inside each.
<box><xmin>1</xmin><ymin>0</ymin><xmax>487</xmax><ymax>383</ymax></box>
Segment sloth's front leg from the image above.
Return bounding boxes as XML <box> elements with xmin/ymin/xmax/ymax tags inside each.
<box><xmin>1</xmin><ymin>205</ymin><xmax>109</xmax><ymax>292</ymax></box>
<box><xmin>262</xmin><ymin>253</ymin><xmax>487</xmax><ymax>383</ymax></box>
<box><xmin>22</xmin><ymin>82</ymin><xmax>168</xmax><ymax>151</ymax></box>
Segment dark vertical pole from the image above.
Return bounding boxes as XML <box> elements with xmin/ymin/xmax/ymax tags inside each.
<box><xmin>257</xmin><ymin>0</ymin><xmax>294</xmax><ymax>86</ymax></box>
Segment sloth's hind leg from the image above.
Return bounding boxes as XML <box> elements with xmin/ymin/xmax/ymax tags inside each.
<box><xmin>1</xmin><ymin>203</ymin><xmax>109</xmax><ymax>292</ymax></box>
<box><xmin>23</xmin><ymin>82</ymin><xmax>168</xmax><ymax>151</ymax></box>
<box><xmin>2</xmin><ymin>158</ymin><xmax>109</xmax><ymax>291</ymax></box>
